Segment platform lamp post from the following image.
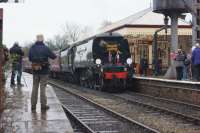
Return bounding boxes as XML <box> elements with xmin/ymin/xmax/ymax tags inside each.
<box><xmin>0</xmin><ymin>8</ymin><xmax>3</xmax><ymax>114</ymax></box>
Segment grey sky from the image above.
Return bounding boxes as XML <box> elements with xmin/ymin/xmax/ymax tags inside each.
<box><xmin>0</xmin><ymin>0</ymin><xmax>152</xmax><ymax>47</ymax></box>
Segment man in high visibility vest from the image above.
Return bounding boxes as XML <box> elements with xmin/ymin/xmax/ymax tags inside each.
<box><xmin>10</xmin><ymin>42</ymin><xmax>24</xmax><ymax>86</ymax></box>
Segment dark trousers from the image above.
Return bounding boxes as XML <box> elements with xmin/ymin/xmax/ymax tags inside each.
<box><xmin>11</xmin><ymin>63</ymin><xmax>22</xmax><ymax>84</ymax></box>
<box><xmin>141</xmin><ymin>68</ymin><xmax>147</xmax><ymax>76</ymax></box>
<box><xmin>194</xmin><ymin>64</ymin><xmax>200</xmax><ymax>81</ymax></box>
<box><xmin>176</xmin><ymin>66</ymin><xmax>183</xmax><ymax>80</ymax></box>
<box><xmin>191</xmin><ymin>64</ymin><xmax>195</xmax><ymax>80</ymax></box>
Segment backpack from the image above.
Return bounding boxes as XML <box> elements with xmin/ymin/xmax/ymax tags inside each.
<box><xmin>184</xmin><ymin>58</ymin><xmax>190</xmax><ymax>66</ymax></box>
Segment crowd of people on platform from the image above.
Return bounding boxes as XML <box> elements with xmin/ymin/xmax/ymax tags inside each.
<box><xmin>174</xmin><ymin>43</ymin><xmax>200</xmax><ymax>81</ymax></box>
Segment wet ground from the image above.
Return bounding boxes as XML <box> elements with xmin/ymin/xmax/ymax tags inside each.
<box><xmin>3</xmin><ymin>72</ymin><xmax>73</xmax><ymax>133</ymax></box>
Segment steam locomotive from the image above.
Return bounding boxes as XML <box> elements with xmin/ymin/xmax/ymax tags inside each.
<box><xmin>50</xmin><ymin>33</ymin><xmax>134</xmax><ymax>91</ymax></box>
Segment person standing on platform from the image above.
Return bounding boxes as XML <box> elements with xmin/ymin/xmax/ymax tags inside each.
<box><xmin>174</xmin><ymin>49</ymin><xmax>185</xmax><ymax>80</ymax></box>
<box><xmin>184</xmin><ymin>53</ymin><xmax>191</xmax><ymax>80</ymax></box>
<box><xmin>10</xmin><ymin>42</ymin><xmax>24</xmax><ymax>86</ymax></box>
<box><xmin>191</xmin><ymin>43</ymin><xmax>200</xmax><ymax>81</ymax></box>
<box><xmin>191</xmin><ymin>45</ymin><xmax>197</xmax><ymax>80</ymax></box>
<box><xmin>29</xmin><ymin>34</ymin><xmax>56</xmax><ymax>111</ymax></box>
<box><xmin>140</xmin><ymin>56</ymin><xmax>148</xmax><ymax>76</ymax></box>
<box><xmin>182</xmin><ymin>51</ymin><xmax>188</xmax><ymax>80</ymax></box>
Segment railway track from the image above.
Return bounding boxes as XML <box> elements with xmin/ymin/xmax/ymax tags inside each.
<box><xmin>49</xmin><ymin>80</ymin><xmax>200</xmax><ymax>132</ymax></box>
<box><xmin>49</xmin><ymin>81</ymin><xmax>159</xmax><ymax>133</ymax></box>
<box><xmin>114</xmin><ymin>92</ymin><xmax>200</xmax><ymax>125</ymax></box>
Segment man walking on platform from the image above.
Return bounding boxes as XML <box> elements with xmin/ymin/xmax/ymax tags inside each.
<box><xmin>191</xmin><ymin>43</ymin><xmax>200</xmax><ymax>81</ymax></box>
<box><xmin>10</xmin><ymin>42</ymin><xmax>24</xmax><ymax>86</ymax></box>
<box><xmin>29</xmin><ymin>34</ymin><xmax>56</xmax><ymax>111</ymax></box>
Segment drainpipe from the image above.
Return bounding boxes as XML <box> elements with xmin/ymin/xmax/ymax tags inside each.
<box><xmin>153</xmin><ymin>15</ymin><xmax>169</xmax><ymax>76</ymax></box>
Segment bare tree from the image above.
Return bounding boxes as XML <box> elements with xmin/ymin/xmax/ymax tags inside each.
<box><xmin>79</xmin><ymin>26</ymin><xmax>94</xmax><ymax>39</ymax></box>
<box><xmin>46</xmin><ymin>39</ymin><xmax>57</xmax><ymax>51</ymax></box>
<box><xmin>62</xmin><ymin>23</ymin><xmax>82</xmax><ymax>43</ymax></box>
<box><xmin>101</xmin><ymin>20</ymin><xmax>112</xmax><ymax>28</ymax></box>
<box><xmin>46</xmin><ymin>34</ymin><xmax>69</xmax><ymax>52</ymax></box>
<box><xmin>54</xmin><ymin>34</ymin><xmax>69</xmax><ymax>50</ymax></box>
<box><xmin>22</xmin><ymin>42</ymin><xmax>32</xmax><ymax>57</ymax></box>
<box><xmin>46</xmin><ymin>22</ymin><xmax>93</xmax><ymax>52</ymax></box>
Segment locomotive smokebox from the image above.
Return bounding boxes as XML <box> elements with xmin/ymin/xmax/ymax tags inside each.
<box><xmin>153</xmin><ymin>0</ymin><xmax>192</xmax><ymax>14</ymax></box>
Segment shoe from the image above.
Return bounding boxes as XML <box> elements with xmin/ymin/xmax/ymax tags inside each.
<box><xmin>10</xmin><ymin>83</ymin><xmax>15</xmax><ymax>87</ymax></box>
<box><xmin>17</xmin><ymin>83</ymin><xmax>24</xmax><ymax>87</ymax></box>
<box><xmin>41</xmin><ymin>105</ymin><xmax>50</xmax><ymax>110</ymax></box>
<box><xmin>31</xmin><ymin>106</ymin><xmax>36</xmax><ymax>111</ymax></box>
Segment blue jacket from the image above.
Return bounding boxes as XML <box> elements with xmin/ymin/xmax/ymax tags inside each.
<box><xmin>192</xmin><ymin>48</ymin><xmax>200</xmax><ymax>65</ymax></box>
<box><xmin>29</xmin><ymin>41</ymin><xmax>56</xmax><ymax>74</ymax></box>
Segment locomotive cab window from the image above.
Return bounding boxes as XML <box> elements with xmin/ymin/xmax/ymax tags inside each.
<box><xmin>93</xmin><ymin>37</ymin><xmax>130</xmax><ymax>65</ymax></box>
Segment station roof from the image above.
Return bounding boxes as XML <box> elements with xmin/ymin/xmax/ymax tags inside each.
<box><xmin>100</xmin><ymin>8</ymin><xmax>191</xmax><ymax>33</ymax></box>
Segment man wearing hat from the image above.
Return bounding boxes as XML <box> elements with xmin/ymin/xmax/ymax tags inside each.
<box><xmin>10</xmin><ymin>42</ymin><xmax>24</xmax><ymax>86</ymax></box>
<box><xmin>191</xmin><ymin>43</ymin><xmax>200</xmax><ymax>81</ymax></box>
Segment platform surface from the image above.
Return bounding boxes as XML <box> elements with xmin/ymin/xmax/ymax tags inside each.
<box><xmin>4</xmin><ymin>72</ymin><xmax>74</xmax><ymax>133</ymax></box>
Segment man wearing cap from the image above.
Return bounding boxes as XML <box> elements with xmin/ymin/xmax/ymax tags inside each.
<box><xmin>10</xmin><ymin>42</ymin><xmax>24</xmax><ymax>86</ymax></box>
<box><xmin>29</xmin><ymin>34</ymin><xmax>56</xmax><ymax>111</ymax></box>
<box><xmin>191</xmin><ymin>43</ymin><xmax>200</xmax><ymax>81</ymax></box>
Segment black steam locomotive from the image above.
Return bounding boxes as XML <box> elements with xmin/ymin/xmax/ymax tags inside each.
<box><xmin>51</xmin><ymin>33</ymin><xmax>134</xmax><ymax>91</ymax></box>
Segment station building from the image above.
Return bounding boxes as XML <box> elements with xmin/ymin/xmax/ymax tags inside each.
<box><xmin>101</xmin><ymin>8</ymin><xmax>192</xmax><ymax>75</ymax></box>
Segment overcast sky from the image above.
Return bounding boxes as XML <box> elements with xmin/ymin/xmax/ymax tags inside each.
<box><xmin>0</xmin><ymin>0</ymin><xmax>152</xmax><ymax>47</ymax></box>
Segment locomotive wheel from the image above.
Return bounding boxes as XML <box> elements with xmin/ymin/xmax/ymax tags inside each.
<box><xmin>84</xmin><ymin>80</ymin><xmax>88</xmax><ymax>88</ymax></box>
<box><xmin>99</xmin><ymin>78</ymin><xmax>105</xmax><ymax>91</ymax></box>
<box><xmin>122</xmin><ymin>79</ymin><xmax>127</xmax><ymax>90</ymax></box>
<box><xmin>88</xmin><ymin>80</ymin><xmax>94</xmax><ymax>89</ymax></box>
<box><xmin>80</xmin><ymin>78</ymin><xmax>84</xmax><ymax>87</ymax></box>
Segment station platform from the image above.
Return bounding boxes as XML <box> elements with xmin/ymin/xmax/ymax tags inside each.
<box><xmin>4</xmin><ymin>72</ymin><xmax>74</xmax><ymax>133</ymax></box>
<box><xmin>132</xmin><ymin>75</ymin><xmax>200</xmax><ymax>106</ymax></box>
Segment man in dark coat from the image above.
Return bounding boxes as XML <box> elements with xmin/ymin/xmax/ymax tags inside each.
<box><xmin>29</xmin><ymin>34</ymin><xmax>56</xmax><ymax>111</ymax></box>
<box><xmin>191</xmin><ymin>43</ymin><xmax>200</xmax><ymax>81</ymax></box>
<box><xmin>10</xmin><ymin>42</ymin><xmax>24</xmax><ymax>86</ymax></box>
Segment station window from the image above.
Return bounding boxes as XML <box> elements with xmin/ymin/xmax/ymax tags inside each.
<box><xmin>197</xmin><ymin>18</ymin><xmax>200</xmax><ymax>25</ymax></box>
<box><xmin>197</xmin><ymin>9</ymin><xmax>200</xmax><ymax>16</ymax></box>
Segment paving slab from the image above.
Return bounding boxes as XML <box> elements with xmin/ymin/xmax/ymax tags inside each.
<box><xmin>4</xmin><ymin>72</ymin><xmax>74</xmax><ymax>133</ymax></box>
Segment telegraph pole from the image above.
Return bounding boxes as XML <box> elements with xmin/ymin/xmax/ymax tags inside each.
<box><xmin>0</xmin><ymin>8</ymin><xmax>3</xmax><ymax>114</ymax></box>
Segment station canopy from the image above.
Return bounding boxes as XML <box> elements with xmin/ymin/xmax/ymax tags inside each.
<box><xmin>100</xmin><ymin>8</ymin><xmax>191</xmax><ymax>33</ymax></box>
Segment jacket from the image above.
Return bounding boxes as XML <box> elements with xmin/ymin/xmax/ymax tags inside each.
<box><xmin>10</xmin><ymin>45</ymin><xmax>24</xmax><ymax>64</ymax></box>
<box><xmin>29</xmin><ymin>41</ymin><xmax>56</xmax><ymax>74</ymax></box>
<box><xmin>192</xmin><ymin>47</ymin><xmax>200</xmax><ymax>65</ymax></box>
<box><xmin>174</xmin><ymin>53</ymin><xmax>185</xmax><ymax>67</ymax></box>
